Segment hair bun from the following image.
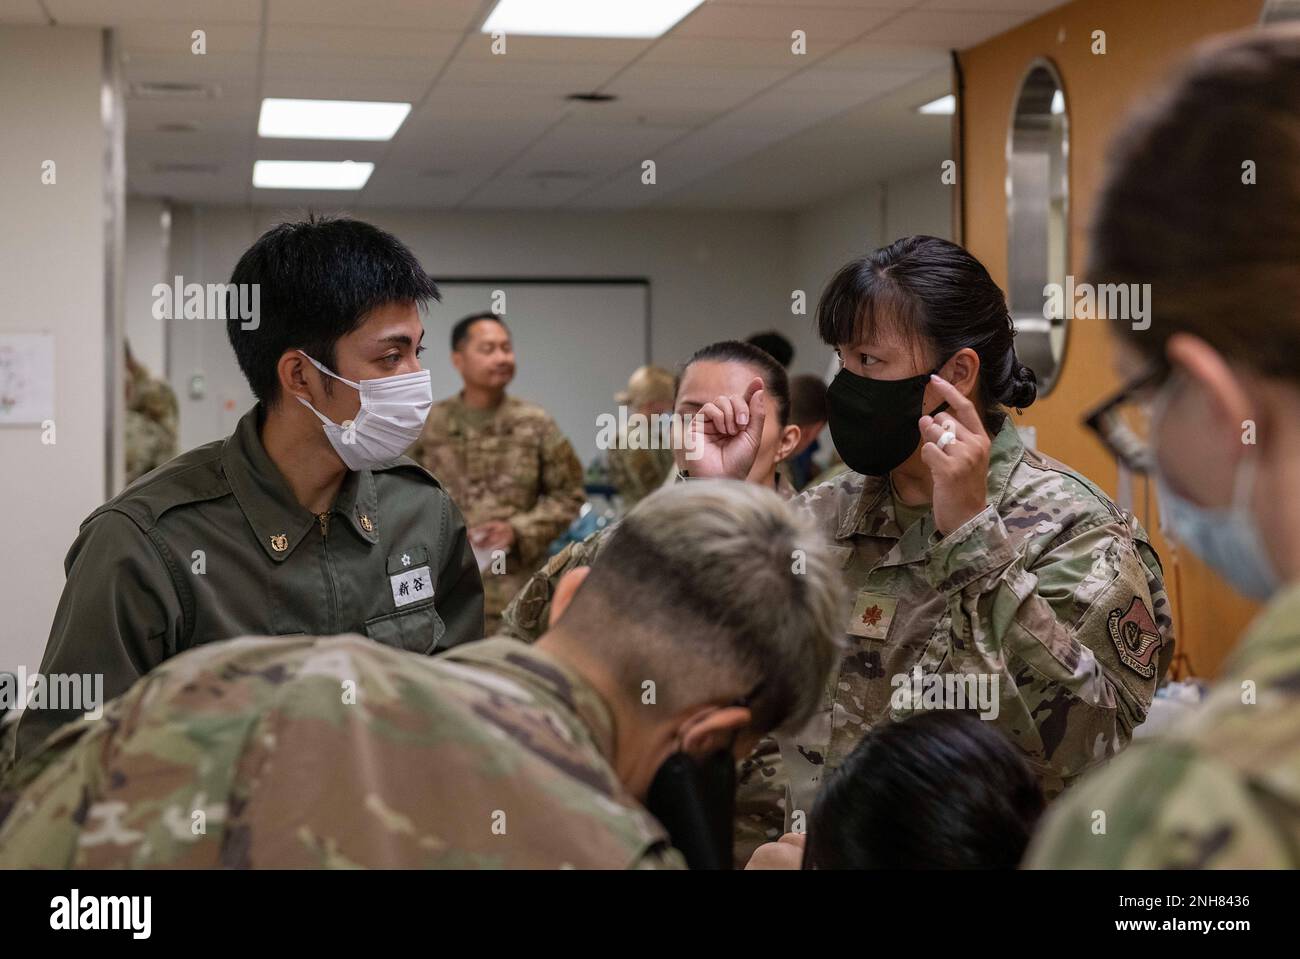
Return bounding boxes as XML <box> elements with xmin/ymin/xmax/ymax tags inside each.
<box><xmin>1002</xmin><ymin>363</ymin><xmax>1038</xmax><ymax>409</ymax></box>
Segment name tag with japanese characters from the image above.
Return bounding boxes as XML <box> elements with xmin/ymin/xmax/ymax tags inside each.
<box><xmin>391</xmin><ymin>565</ymin><xmax>433</xmax><ymax>608</ymax></box>
<box><xmin>847</xmin><ymin>591</ymin><xmax>897</xmax><ymax>640</ymax></box>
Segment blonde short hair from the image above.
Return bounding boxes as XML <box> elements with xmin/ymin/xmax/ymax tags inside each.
<box><xmin>566</xmin><ymin>479</ymin><xmax>844</xmax><ymax>735</ymax></box>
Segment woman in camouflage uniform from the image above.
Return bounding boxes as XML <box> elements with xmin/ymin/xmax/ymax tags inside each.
<box><xmin>500</xmin><ymin>339</ymin><xmax>802</xmax><ymax>865</ymax></box>
<box><xmin>1029</xmin><ymin>27</ymin><xmax>1300</xmax><ymax>868</ymax></box>
<box><xmin>692</xmin><ymin>237</ymin><xmax>1173</xmax><ymax>847</ymax></box>
<box><xmin>501</xmin><ymin>339</ymin><xmax>801</xmax><ymax>642</ymax></box>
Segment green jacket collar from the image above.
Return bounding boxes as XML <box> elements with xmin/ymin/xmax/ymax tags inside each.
<box><xmin>222</xmin><ymin>407</ymin><xmax>379</xmax><ymax>562</ymax></box>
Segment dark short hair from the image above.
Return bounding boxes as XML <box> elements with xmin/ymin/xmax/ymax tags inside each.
<box><xmin>1092</xmin><ymin>27</ymin><xmax>1300</xmax><ymax>379</ymax></box>
<box><xmin>680</xmin><ymin>340</ymin><xmax>791</xmax><ymax>426</ymax></box>
<box><xmin>226</xmin><ymin>215</ymin><xmax>439</xmax><ymax>406</ymax></box>
<box><xmin>817</xmin><ymin>236</ymin><xmax>1037</xmax><ymax>427</ymax></box>
<box><xmin>451</xmin><ymin>312</ymin><xmax>508</xmax><ymax>351</ymax></box>
<box><xmin>745</xmin><ymin>331</ymin><xmax>794</xmax><ymax>368</ymax></box>
<box><xmin>803</xmin><ymin>711</ymin><xmax>1045</xmax><ymax>869</ymax></box>
<box><xmin>789</xmin><ymin>374</ymin><xmax>828</xmax><ymax>426</ymax></box>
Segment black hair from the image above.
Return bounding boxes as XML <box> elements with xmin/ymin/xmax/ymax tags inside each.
<box><xmin>816</xmin><ymin>235</ymin><xmax>1036</xmax><ymax>428</ymax></box>
<box><xmin>789</xmin><ymin>374</ymin><xmax>828</xmax><ymax>426</ymax></box>
<box><xmin>681</xmin><ymin>340</ymin><xmax>791</xmax><ymax>426</ymax></box>
<box><xmin>226</xmin><ymin>215</ymin><xmax>439</xmax><ymax>407</ymax></box>
<box><xmin>451</xmin><ymin>311</ymin><xmax>509</xmax><ymax>352</ymax></box>
<box><xmin>1092</xmin><ymin>28</ymin><xmax>1300</xmax><ymax>378</ymax></box>
<box><xmin>745</xmin><ymin>331</ymin><xmax>795</xmax><ymax>368</ymax></box>
<box><xmin>803</xmin><ymin>711</ymin><xmax>1045</xmax><ymax>869</ymax></box>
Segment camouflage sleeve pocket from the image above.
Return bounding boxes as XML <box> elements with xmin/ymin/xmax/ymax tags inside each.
<box><xmin>1072</xmin><ymin>542</ymin><xmax>1164</xmax><ymax>715</ymax></box>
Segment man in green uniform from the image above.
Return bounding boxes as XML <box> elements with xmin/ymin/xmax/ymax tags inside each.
<box><xmin>10</xmin><ymin>216</ymin><xmax>483</xmax><ymax>767</ymax></box>
<box><xmin>408</xmin><ymin>312</ymin><xmax>583</xmax><ymax>633</ymax></box>
<box><xmin>0</xmin><ymin>481</ymin><xmax>844</xmax><ymax>869</ymax></box>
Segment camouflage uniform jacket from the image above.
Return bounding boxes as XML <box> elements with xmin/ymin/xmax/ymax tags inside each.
<box><xmin>1025</xmin><ymin>583</ymin><xmax>1300</xmax><ymax>868</ymax></box>
<box><xmin>785</xmin><ymin>416</ymin><xmax>1173</xmax><ymax>822</ymax></box>
<box><xmin>409</xmin><ymin>394</ymin><xmax>584</xmax><ymax>630</ymax></box>
<box><xmin>500</xmin><ymin>471</ymin><xmax>798</xmax><ymax>643</ymax></box>
<box><xmin>0</xmin><ymin>634</ymin><xmax>684</xmax><ymax>869</ymax></box>
<box><xmin>498</xmin><ymin>470</ymin><xmax>798</xmax><ymax>865</ymax></box>
<box><xmin>125</xmin><ymin>367</ymin><xmax>179</xmax><ymax>483</ymax></box>
<box><xmin>607</xmin><ymin>443</ymin><xmax>674</xmax><ymax>508</ymax></box>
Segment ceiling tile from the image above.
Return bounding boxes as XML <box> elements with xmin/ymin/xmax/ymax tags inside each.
<box><xmin>608</xmin><ymin>63</ymin><xmax>796</xmax><ymax>92</ymax></box>
<box><xmin>268</xmin><ymin>0</ymin><xmax>483</xmax><ymax>31</ymax></box>
<box><xmin>438</xmin><ymin>55</ymin><xmax>624</xmax><ymax>91</ymax></box>
<box><xmin>640</xmin><ymin>36</ymin><xmax>808</xmax><ymax>68</ymax></box>
<box><xmin>261</xmin><ymin>52</ymin><xmax>443</xmax><ymax>83</ymax></box>
<box><xmin>862</xmin><ymin>10</ymin><xmax>1027</xmax><ymax>47</ymax></box>
<box><xmin>117</xmin><ymin>21</ymin><xmax>261</xmax><ymax>55</ymax></box>
<box><xmin>817</xmin><ymin>41</ymin><xmax>952</xmax><ymax>71</ymax></box>
<box><xmin>264</xmin><ymin>23</ymin><xmax>461</xmax><ymax>60</ymax></box>
<box><xmin>46</xmin><ymin>0</ymin><xmax>261</xmax><ymax>24</ymax></box>
<box><xmin>123</xmin><ymin>50</ymin><xmax>260</xmax><ymax>83</ymax></box>
<box><xmin>673</xmin><ymin>4</ymin><xmax>896</xmax><ymax>43</ymax></box>
<box><xmin>502</xmin><ymin>122</ymin><xmax>691</xmax><ymax>179</ymax></box>
<box><xmin>453</xmin><ymin>34</ymin><xmax>654</xmax><ymax>64</ymax></box>
<box><xmin>0</xmin><ymin>0</ymin><xmax>49</xmax><ymax>24</ymax></box>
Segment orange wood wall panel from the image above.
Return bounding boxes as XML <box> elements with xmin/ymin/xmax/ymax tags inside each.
<box><xmin>959</xmin><ymin>0</ymin><xmax>1265</xmax><ymax>677</ymax></box>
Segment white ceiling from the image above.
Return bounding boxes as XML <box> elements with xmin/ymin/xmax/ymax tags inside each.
<box><xmin>4</xmin><ymin>0</ymin><xmax>1067</xmax><ymax>210</ymax></box>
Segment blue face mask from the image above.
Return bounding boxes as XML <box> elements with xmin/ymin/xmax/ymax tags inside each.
<box><xmin>1151</xmin><ymin>384</ymin><xmax>1280</xmax><ymax>600</ymax></box>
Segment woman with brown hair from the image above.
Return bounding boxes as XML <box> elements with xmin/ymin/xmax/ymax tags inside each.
<box><xmin>1028</xmin><ymin>26</ymin><xmax>1300</xmax><ymax>868</ymax></box>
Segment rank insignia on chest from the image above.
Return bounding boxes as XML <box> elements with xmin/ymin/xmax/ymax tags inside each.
<box><xmin>1108</xmin><ymin>596</ymin><xmax>1161</xmax><ymax>678</ymax></box>
<box><xmin>847</xmin><ymin>591</ymin><xmax>898</xmax><ymax>640</ymax></box>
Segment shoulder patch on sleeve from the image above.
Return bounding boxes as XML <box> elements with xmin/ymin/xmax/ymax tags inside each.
<box><xmin>1108</xmin><ymin>596</ymin><xmax>1162</xmax><ymax>678</ymax></box>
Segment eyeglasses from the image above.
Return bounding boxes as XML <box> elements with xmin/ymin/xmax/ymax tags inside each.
<box><xmin>1082</xmin><ymin>363</ymin><xmax>1171</xmax><ymax>474</ymax></box>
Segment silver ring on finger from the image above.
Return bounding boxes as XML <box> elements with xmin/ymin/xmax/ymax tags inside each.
<box><xmin>937</xmin><ymin>430</ymin><xmax>957</xmax><ymax>450</ymax></box>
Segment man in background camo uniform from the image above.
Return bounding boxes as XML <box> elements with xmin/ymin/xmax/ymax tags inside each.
<box><xmin>0</xmin><ymin>482</ymin><xmax>843</xmax><ymax>870</ymax></box>
<box><xmin>608</xmin><ymin>365</ymin><xmax>676</xmax><ymax>507</ymax></box>
<box><xmin>124</xmin><ymin>342</ymin><xmax>179</xmax><ymax>484</ymax></box>
<box><xmin>409</xmin><ymin>312</ymin><xmax>583</xmax><ymax>634</ymax></box>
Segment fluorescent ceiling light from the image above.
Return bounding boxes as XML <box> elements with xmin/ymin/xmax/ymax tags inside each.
<box><xmin>252</xmin><ymin>160</ymin><xmax>374</xmax><ymax>190</ymax></box>
<box><xmin>258</xmin><ymin>98</ymin><xmax>411</xmax><ymax>141</ymax></box>
<box><xmin>482</xmin><ymin>0</ymin><xmax>705</xmax><ymax>38</ymax></box>
<box><xmin>917</xmin><ymin>94</ymin><xmax>955</xmax><ymax>115</ymax></box>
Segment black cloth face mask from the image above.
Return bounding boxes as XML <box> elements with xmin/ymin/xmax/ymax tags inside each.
<box><xmin>826</xmin><ymin>363</ymin><xmax>950</xmax><ymax>476</ymax></box>
<box><xmin>644</xmin><ymin>747</ymin><xmax>737</xmax><ymax>870</ymax></box>
<box><xmin>643</xmin><ymin>682</ymin><xmax>762</xmax><ymax>870</ymax></box>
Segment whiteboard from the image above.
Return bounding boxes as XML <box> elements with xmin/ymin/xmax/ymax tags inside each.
<box><xmin>424</xmin><ymin>282</ymin><xmax>649</xmax><ymax>468</ymax></box>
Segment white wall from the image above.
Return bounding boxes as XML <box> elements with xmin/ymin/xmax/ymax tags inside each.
<box><xmin>161</xmin><ymin>168</ymin><xmax>951</xmax><ymax>452</ymax></box>
<box><xmin>165</xmin><ymin>205</ymin><xmax>801</xmax><ymax>450</ymax></box>
<box><xmin>0</xmin><ymin>26</ymin><xmax>108</xmax><ymax>674</ymax></box>
<box><xmin>790</xmin><ymin>166</ymin><xmax>955</xmax><ymax>378</ymax></box>
<box><xmin>124</xmin><ymin>198</ymin><xmax>168</xmax><ymax>376</ymax></box>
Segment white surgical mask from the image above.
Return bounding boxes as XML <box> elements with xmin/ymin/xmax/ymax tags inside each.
<box><xmin>296</xmin><ymin>350</ymin><xmax>433</xmax><ymax>471</ymax></box>
<box><xmin>1151</xmin><ymin>380</ymin><xmax>1279</xmax><ymax>600</ymax></box>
